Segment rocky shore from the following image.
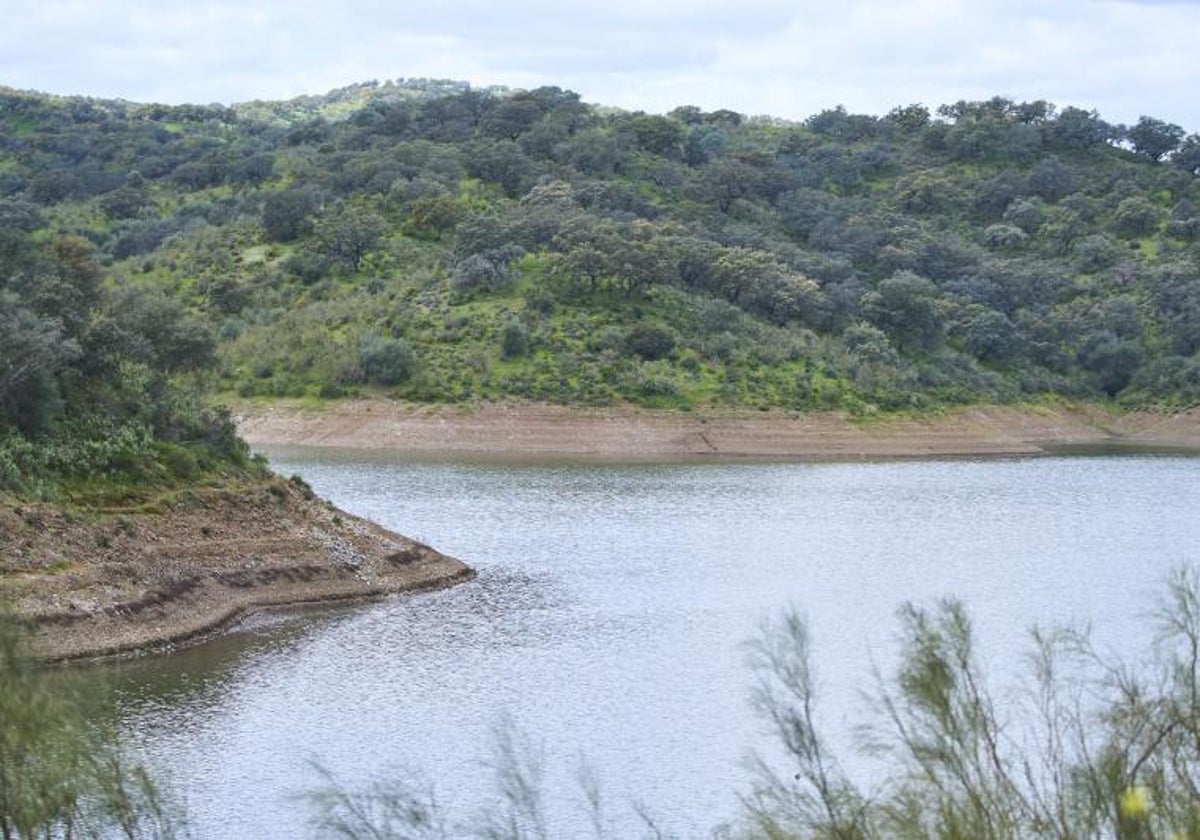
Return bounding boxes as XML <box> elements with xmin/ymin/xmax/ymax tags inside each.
<box><xmin>0</xmin><ymin>477</ymin><xmax>473</xmax><ymax>661</ymax></box>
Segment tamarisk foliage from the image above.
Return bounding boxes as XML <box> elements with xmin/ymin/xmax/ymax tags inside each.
<box><xmin>742</xmin><ymin>569</ymin><xmax>1200</xmax><ymax>839</ymax></box>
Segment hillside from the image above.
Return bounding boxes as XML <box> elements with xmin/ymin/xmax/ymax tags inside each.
<box><xmin>3</xmin><ymin>80</ymin><xmax>1200</xmax><ymax>427</ymax></box>
<box><xmin>2</xmin><ymin>85</ymin><xmax>489</xmax><ymax>653</ymax></box>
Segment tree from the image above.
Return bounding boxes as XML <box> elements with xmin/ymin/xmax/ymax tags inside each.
<box><xmin>229</xmin><ymin>151</ymin><xmax>274</xmax><ymax>185</ymax></box>
<box><xmin>106</xmin><ymin>286</ymin><xmax>216</xmax><ymax>373</ymax></box>
<box><xmin>895</xmin><ymin>171</ymin><xmax>960</xmax><ymax>213</ymax></box>
<box><xmin>982</xmin><ymin>223</ymin><xmax>1028</xmax><ymax>252</ymax></box>
<box><xmin>1113</xmin><ymin>195</ymin><xmax>1163</xmax><ymax>238</ymax></box>
<box><xmin>862</xmin><ymin>271</ymin><xmax>945</xmax><ymax>352</ymax></box>
<box><xmin>683</xmin><ymin>124</ymin><xmax>728</xmax><ymax>167</ymax></box>
<box><xmin>711</xmin><ymin>247</ymin><xmax>778</xmax><ymax>305</ymax></box>
<box><xmin>313</xmin><ymin>205</ymin><xmax>387</xmax><ymax>272</ymax></box>
<box><xmin>479</xmin><ymin>94</ymin><xmax>546</xmax><ymax>140</ymax></box>
<box><xmin>452</xmin><ymin>213</ymin><xmax>512</xmax><ymax>260</ymax></box>
<box><xmin>525</xmin><ymin>86</ymin><xmax>588</xmax><ymax>132</ymax></box>
<box><xmin>518</xmin><ymin>118</ymin><xmax>569</xmax><ymax>160</ymax></box>
<box><xmin>500</xmin><ymin>320</ymin><xmax>530</xmax><ymax>359</ymax></box>
<box><xmin>624</xmin><ymin>114</ymin><xmax>685</xmax><ymax>157</ymax></box>
<box><xmin>262</xmin><ymin>188</ymin><xmax>318</xmax><ymax>242</ymax></box>
<box><xmin>958</xmin><ymin>306</ymin><xmax>1019</xmax><ymax>362</ymax></box>
<box><xmin>624</xmin><ymin>324</ymin><xmax>676</xmax><ymax>360</ymax></box>
<box><xmin>99</xmin><ymin>182</ymin><xmax>152</xmax><ymax>220</ymax></box>
<box><xmin>697</xmin><ymin>155</ymin><xmax>786</xmax><ymax>212</ymax></box>
<box><xmin>1072</xmin><ymin>233</ymin><xmax>1118</xmax><ymax>271</ymax></box>
<box><xmin>450</xmin><ymin>247</ymin><xmax>523</xmax><ymax>296</ymax></box>
<box><xmin>1147</xmin><ymin>260</ymin><xmax>1200</xmax><ymax>355</ymax></box>
<box><xmin>557</xmin><ymin>129</ymin><xmax>620</xmax><ymax>176</ymax></box>
<box><xmin>360</xmin><ymin>335</ymin><xmax>416</xmax><ymax>385</ymax></box>
<box><xmin>1078</xmin><ymin>330</ymin><xmax>1143</xmax><ymax>395</ymax></box>
<box><xmin>669</xmin><ymin>105</ymin><xmax>704</xmax><ymax>125</ymax></box>
<box><xmin>462</xmin><ymin>139</ymin><xmax>535</xmax><ymax>197</ymax></box>
<box><xmin>0</xmin><ymin>201</ymin><xmax>43</xmax><ymax>275</ymax></box>
<box><xmin>886</xmin><ymin>103</ymin><xmax>931</xmax><ymax>132</ymax></box>
<box><xmin>415</xmin><ymin>89</ymin><xmax>490</xmax><ymax>142</ymax></box>
<box><xmin>1128</xmin><ymin>115</ymin><xmax>1185</xmax><ymax>162</ymax></box>
<box><xmin>401</xmin><ymin>195</ymin><xmax>462</xmax><ymax>239</ymax></box>
<box><xmin>1045</xmin><ymin>106</ymin><xmax>1113</xmax><ymax>150</ymax></box>
<box><xmin>0</xmin><ymin>293</ymin><xmax>79</xmax><ymax>434</ymax></box>
<box><xmin>1172</xmin><ymin>133</ymin><xmax>1200</xmax><ymax>176</ymax></box>
<box><xmin>550</xmin><ymin>215</ymin><xmax>627</xmax><ymax>293</ymax></box>
<box><xmin>2</xmin><ymin>235</ymin><xmax>102</xmax><ymax>341</ymax></box>
<box><xmin>806</xmin><ymin>105</ymin><xmax>857</xmax><ymax>138</ymax></box>
<box><xmin>1025</xmin><ymin>155</ymin><xmax>1076</xmax><ymax>201</ymax></box>
<box><xmin>1002</xmin><ymin>197</ymin><xmax>1044</xmax><ymax>234</ymax></box>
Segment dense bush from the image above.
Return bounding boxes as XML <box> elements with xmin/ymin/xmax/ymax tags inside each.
<box><xmin>360</xmin><ymin>335</ymin><xmax>417</xmax><ymax>386</ymax></box>
<box><xmin>500</xmin><ymin>320</ymin><xmax>530</xmax><ymax>359</ymax></box>
<box><xmin>624</xmin><ymin>324</ymin><xmax>677</xmax><ymax>361</ymax></box>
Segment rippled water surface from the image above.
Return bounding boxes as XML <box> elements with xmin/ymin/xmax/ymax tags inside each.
<box><xmin>99</xmin><ymin>452</ymin><xmax>1200</xmax><ymax>837</ymax></box>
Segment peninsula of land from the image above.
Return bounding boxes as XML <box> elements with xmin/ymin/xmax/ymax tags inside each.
<box><xmin>0</xmin><ymin>477</ymin><xmax>472</xmax><ymax>661</ymax></box>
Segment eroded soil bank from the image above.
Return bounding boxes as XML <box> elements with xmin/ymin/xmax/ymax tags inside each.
<box><xmin>0</xmin><ymin>478</ymin><xmax>472</xmax><ymax>661</ymax></box>
<box><xmin>235</xmin><ymin>400</ymin><xmax>1200</xmax><ymax>459</ymax></box>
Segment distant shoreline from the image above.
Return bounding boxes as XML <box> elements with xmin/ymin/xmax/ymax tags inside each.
<box><xmin>234</xmin><ymin>399</ymin><xmax>1200</xmax><ymax>459</ymax></box>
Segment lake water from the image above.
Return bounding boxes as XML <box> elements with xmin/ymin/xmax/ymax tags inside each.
<box><xmin>97</xmin><ymin>451</ymin><xmax>1200</xmax><ymax>838</ymax></box>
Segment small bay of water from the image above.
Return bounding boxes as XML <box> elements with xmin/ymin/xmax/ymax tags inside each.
<box><xmin>100</xmin><ymin>452</ymin><xmax>1200</xmax><ymax>837</ymax></box>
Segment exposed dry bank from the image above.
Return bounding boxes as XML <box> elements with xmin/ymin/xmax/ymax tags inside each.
<box><xmin>235</xmin><ymin>400</ymin><xmax>1200</xmax><ymax>458</ymax></box>
<box><xmin>0</xmin><ymin>478</ymin><xmax>472</xmax><ymax>661</ymax></box>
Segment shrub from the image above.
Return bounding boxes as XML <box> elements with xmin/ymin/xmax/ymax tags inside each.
<box><xmin>624</xmin><ymin>324</ymin><xmax>676</xmax><ymax>360</ymax></box>
<box><xmin>289</xmin><ymin>473</ymin><xmax>316</xmax><ymax>500</ymax></box>
<box><xmin>0</xmin><ymin>611</ymin><xmax>175</xmax><ymax>837</ymax></box>
<box><xmin>360</xmin><ymin>336</ymin><xmax>417</xmax><ymax>386</ymax></box>
<box><xmin>500</xmin><ymin>320</ymin><xmax>530</xmax><ymax>359</ymax></box>
<box><xmin>450</xmin><ymin>246</ymin><xmax>524</xmax><ymax>297</ymax></box>
<box><xmin>280</xmin><ymin>251</ymin><xmax>331</xmax><ymax>284</ymax></box>
<box><xmin>983</xmin><ymin>223</ymin><xmax>1028</xmax><ymax>251</ymax></box>
<box><xmin>156</xmin><ymin>442</ymin><xmax>199</xmax><ymax>481</ymax></box>
<box><xmin>743</xmin><ymin>568</ymin><xmax>1200</xmax><ymax>839</ymax></box>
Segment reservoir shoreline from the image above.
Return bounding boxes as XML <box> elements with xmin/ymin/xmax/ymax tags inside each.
<box><xmin>10</xmin><ymin>400</ymin><xmax>1198</xmax><ymax>661</ymax></box>
<box><xmin>235</xmin><ymin>399</ymin><xmax>1200</xmax><ymax>459</ymax></box>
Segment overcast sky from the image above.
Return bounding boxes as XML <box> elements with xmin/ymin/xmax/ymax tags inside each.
<box><xmin>3</xmin><ymin>0</ymin><xmax>1199</xmax><ymax>130</ymax></box>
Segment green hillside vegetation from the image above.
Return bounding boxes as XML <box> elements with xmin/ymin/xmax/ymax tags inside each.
<box><xmin>0</xmin><ymin>209</ymin><xmax>256</xmax><ymax>499</ymax></box>
<box><xmin>4</xmin><ymin>80</ymin><xmax>1200</xmax><ymax>448</ymax></box>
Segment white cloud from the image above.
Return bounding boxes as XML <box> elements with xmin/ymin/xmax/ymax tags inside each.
<box><xmin>1</xmin><ymin>0</ymin><xmax>1199</xmax><ymax>129</ymax></box>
